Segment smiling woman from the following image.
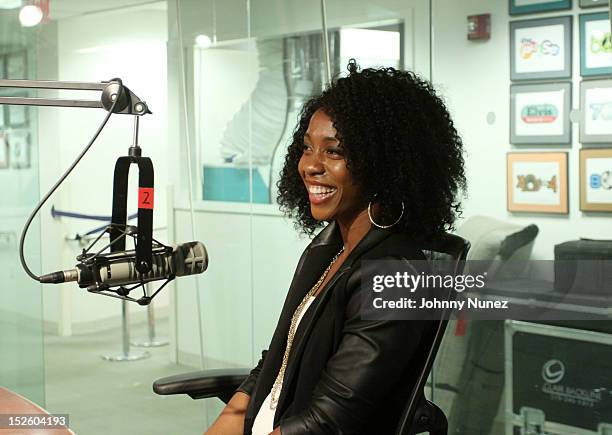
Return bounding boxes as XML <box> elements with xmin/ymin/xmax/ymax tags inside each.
<box><xmin>205</xmin><ymin>59</ymin><xmax>466</xmax><ymax>435</ymax></box>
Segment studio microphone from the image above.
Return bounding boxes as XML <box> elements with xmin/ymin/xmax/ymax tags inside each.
<box><xmin>39</xmin><ymin>241</ymin><xmax>208</xmax><ymax>289</ymax></box>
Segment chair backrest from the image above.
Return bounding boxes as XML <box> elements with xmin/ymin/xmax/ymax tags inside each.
<box><xmin>421</xmin><ymin>232</ymin><xmax>470</xmax><ymax>270</ymax></box>
<box><xmin>395</xmin><ymin>233</ymin><xmax>470</xmax><ymax>435</ymax></box>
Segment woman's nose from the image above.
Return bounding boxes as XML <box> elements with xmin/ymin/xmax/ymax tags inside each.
<box><xmin>303</xmin><ymin>150</ymin><xmax>325</xmax><ymax>175</ymax></box>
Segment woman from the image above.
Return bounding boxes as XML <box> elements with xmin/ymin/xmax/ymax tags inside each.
<box><xmin>206</xmin><ymin>60</ymin><xmax>465</xmax><ymax>435</ymax></box>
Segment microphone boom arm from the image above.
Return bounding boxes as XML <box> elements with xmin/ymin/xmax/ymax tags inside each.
<box><xmin>0</xmin><ymin>79</ymin><xmax>152</xmax><ymax>115</ymax></box>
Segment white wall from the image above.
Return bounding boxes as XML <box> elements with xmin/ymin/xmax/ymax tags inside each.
<box><xmin>39</xmin><ymin>4</ymin><xmax>169</xmax><ymax>334</ymax></box>
<box><xmin>432</xmin><ymin>0</ymin><xmax>612</xmax><ymax>260</ymax></box>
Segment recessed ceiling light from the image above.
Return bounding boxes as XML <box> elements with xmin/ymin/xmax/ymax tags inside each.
<box><xmin>19</xmin><ymin>4</ymin><xmax>43</xmax><ymax>27</ymax></box>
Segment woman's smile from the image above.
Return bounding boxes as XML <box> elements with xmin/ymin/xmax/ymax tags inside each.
<box><xmin>305</xmin><ymin>181</ymin><xmax>338</xmax><ymax>205</ymax></box>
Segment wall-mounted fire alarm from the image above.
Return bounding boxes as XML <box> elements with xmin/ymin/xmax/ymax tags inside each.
<box><xmin>468</xmin><ymin>14</ymin><xmax>491</xmax><ymax>41</ymax></box>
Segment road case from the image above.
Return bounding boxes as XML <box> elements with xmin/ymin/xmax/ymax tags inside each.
<box><xmin>505</xmin><ymin>320</ymin><xmax>612</xmax><ymax>435</ymax></box>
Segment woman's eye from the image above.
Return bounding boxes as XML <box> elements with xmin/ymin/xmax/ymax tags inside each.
<box><xmin>327</xmin><ymin>147</ymin><xmax>344</xmax><ymax>157</ymax></box>
<box><xmin>302</xmin><ymin>143</ymin><xmax>312</xmax><ymax>152</ymax></box>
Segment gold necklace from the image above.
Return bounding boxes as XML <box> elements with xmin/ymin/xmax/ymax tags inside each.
<box><xmin>269</xmin><ymin>247</ymin><xmax>344</xmax><ymax>410</ymax></box>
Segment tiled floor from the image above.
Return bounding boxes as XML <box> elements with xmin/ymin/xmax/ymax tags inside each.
<box><xmin>44</xmin><ymin>319</ymin><xmax>209</xmax><ymax>435</ymax></box>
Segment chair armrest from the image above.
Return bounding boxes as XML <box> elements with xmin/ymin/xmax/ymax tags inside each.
<box><xmin>153</xmin><ymin>368</ymin><xmax>250</xmax><ymax>403</ymax></box>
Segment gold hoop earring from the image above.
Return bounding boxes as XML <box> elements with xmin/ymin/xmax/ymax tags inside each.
<box><xmin>367</xmin><ymin>197</ymin><xmax>405</xmax><ymax>229</ymax></box>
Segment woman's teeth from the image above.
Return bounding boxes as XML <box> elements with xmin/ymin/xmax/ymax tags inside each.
<box><xmin>308</xmin><ymin>185</ymin><xmax>337</xmax><ymax>199</ymax></box>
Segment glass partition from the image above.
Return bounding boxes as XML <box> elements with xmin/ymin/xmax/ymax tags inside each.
<box><xmin>171</xmin><ymin>0</ymin><xmax>255</xmax><ymax>427</ymax></box>
<box><xmin>2</xmin><ymin>1</ymin><xmax>203</xmax><ymax>434</ymax></box>
<box><xmin>172</xmin><ymin>0</ymin><xmax>435</xmax><ymax>429</ymax></box>
<box><xmin>0</xmin><ymin>5</ymin><xmax>45</xmax><ymax>405</ymax></box>
<box><xmin>33</xmin><ymin>2</ymin><xmax>203</xmax><ymax>433</ymax></box>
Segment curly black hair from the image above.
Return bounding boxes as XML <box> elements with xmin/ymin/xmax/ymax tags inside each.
<box><xmin>276</xmin><ymin>60</ymin><xmax>466</xmax><ymax>242</ymax></box>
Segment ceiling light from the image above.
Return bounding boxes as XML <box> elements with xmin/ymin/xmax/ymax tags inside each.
<box><xmin>19</xmin><ymin>4</ymin><xmax>43</xmax><ymax>27</ymax></box>
<box><xmin>195</xmin><ymin>34</ymin><xmax>212</xmax><ymax>49</ymax></box>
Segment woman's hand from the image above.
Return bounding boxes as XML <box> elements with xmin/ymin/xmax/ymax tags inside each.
<box><xmin>204</xmin><ymin>391</ymin><xmax>250</xmax><ymax>435</ymax></box>
<box><xmin>268</xmin><ymin>427</ymin><xmax>282</xmax><ymax>435</ymax></box>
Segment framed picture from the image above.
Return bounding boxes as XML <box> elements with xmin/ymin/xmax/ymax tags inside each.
<box><xmin>510</xmin><ymin>0</ymin><xmax>572</xmax><ymax>15</ymax></box>
<box><xmin>510</xmin><ymin>82</ymin><xmax>571</xmax><ymax>144</ymax></box>
<box><xmin>580</xmin><ymin>79</ymin><xmax>612</xmax><ymax>143</ymax></box>
<box><xmin>507</xmin><ymin>152</ymin><xmax>568</xmax><ymax>213</ymax></box>
<box><xmin>0</xmin><ymin>133</ymin><xmax>8</xmax><ymax>169</ymax></box>
<box><xmin>579</xmin><ymin>12</ymin><xmax>612</xmax><ymax>76</ymax></box>
<box><xmin>580</xmin><ymin>148</ymin><xmax>612</xmax><ymax>211</ymax></box>
<box><xmin>9</xmin><ymin>130</ymin><xmax>30</xmax><ymax>169</ymax></box>
<box><xmin>510</xmin><ymin>17</ymin><xmax>572</xmax><ymax>81</ymax></box>
<box><xmin>580</xmin><ymin>0</ymin><xmax>609</xmax><ymax>7</ymax></box>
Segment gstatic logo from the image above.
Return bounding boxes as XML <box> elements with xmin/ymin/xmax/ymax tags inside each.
<box><xmin>541</xmin><ymin>359</ymin><xmax>565</xmax><ymax>384</ymax></box>
<box><xmin>521</xmin><ymin>104</ymin><xmax>558</xmax><ymax>123</ymax></box>
<box><xmin>520</xmin><ymin>38</ymin><xmax>560</xmax><ymax>59</ymax></box>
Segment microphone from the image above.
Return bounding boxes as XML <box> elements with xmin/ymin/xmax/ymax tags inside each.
<box><xmin>39</xmin><ymin>241</ymin><xmax>208</xmax><ymax>289</ymax></box>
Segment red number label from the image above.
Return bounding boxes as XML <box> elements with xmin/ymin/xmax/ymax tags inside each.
<box><xmin>138</xmin><ymin>188</ymin><xmax>154</xmax><ymax>209</ymax></box>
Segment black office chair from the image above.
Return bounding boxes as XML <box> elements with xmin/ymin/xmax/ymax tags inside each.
<box><xmin>153</xmin><ymin>233</ymin><xmax>470</xmax><ymax>435</ymax></box>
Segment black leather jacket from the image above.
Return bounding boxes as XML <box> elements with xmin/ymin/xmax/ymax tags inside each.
<box><xmin>237</xmin><ymin>222</ymin><xmax>433</xmax><ymax>434</ymax></box>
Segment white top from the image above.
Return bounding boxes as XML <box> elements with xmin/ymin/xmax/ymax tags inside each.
<box><xmin>251</xmin><ymin>295</ymin><xmax>317</xmax><ymax>435</ymax></box>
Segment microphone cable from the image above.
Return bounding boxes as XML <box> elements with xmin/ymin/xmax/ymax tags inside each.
<box><xmin>18</xmin><ymin>79</ymin><xmax>124</xmax><ymax>282</ymax></box>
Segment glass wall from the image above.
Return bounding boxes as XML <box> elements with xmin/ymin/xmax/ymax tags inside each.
<box><xmin>3</xmin><ymin>1</ymin><xmax>202</xmax><ymax>434</ymax></box>
<box><xmin>0</xmin><ymin>5</ymin><xmax>45</xmax><ymax>405</ymax></box>
<box><xmin>170</xmin><ymin>0</ymin><xmax>435</xmax><ymax>428</ymax></box>
<box><xmin>170</xmin><ymin>0</ymin><xmax>321</xmax><ymax>426</ymax></box>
